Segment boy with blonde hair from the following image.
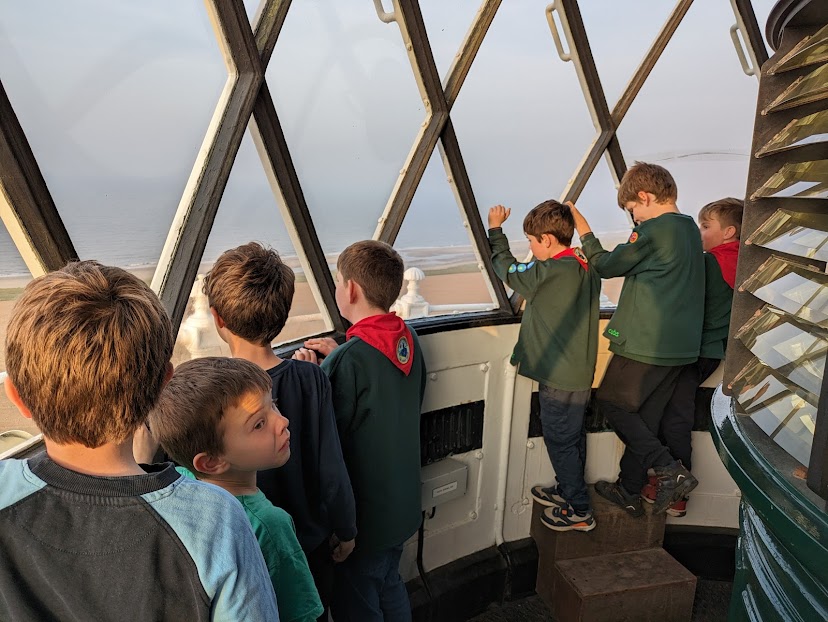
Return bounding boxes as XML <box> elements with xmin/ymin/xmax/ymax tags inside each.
<box><xmin>571</xmin><ymin>162</ymin><xmax>704</xmax><ymax>516</ymax></box>
<box><xmin>150</xmin><ymin>356</ymin><xmax>323</xmax><ymax>622</ymax></box>
<box><xmin>488</xmin><ymin>200</ymin><xmax>600</xmax><ymax>531</ymax></box>
<box><xmin>0</xmin><ymin>261</ymin><xmax>277</xmax><ymax>621</ymax></box>
<box><xmin>296</xmin><ymin>240</ymin><xmax>426</xmax><ymax>622</ymax></box>
<box><xmin>204</xmin><ymin>242</ymin><xmax>356</xmax><ymax>620</ymax></box>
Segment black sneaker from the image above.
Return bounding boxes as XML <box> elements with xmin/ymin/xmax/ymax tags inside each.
<box><xmin>652</xmin><ymin>462</ymin><xmax>698</xmax><ymax>515</ymax></box>
<box><xmin>530</xmin><ymin>484</ymin><xmax>567</xmax><ymax>508</ymax></box>
<box><xmin>541</xmin><ymin>504</ymin><xmax>596</xmax><ymax>532</ymax></box>
<box><xmin>595</xmin><ymin>480</ymin><xmax>644</xmax><ymax>517</ymax></box>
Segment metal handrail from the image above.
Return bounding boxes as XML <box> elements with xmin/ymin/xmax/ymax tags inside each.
<box><xmin>545</xmin><ymin>2</ymin><xmax>572</xmax><ymax>62</ymax></box>
<box><xmin>372</xmin><ymin>0</ymin><xmax>397</xmax><ymax>24</ymax></box>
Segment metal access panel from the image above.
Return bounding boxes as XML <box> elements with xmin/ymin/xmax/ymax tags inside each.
<box><xmin>421</xmin><ymin>457</ymin><xmax>468</xmax><ymax>510</ymax></box>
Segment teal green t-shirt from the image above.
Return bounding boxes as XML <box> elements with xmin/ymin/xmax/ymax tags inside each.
<box><xmin>176</xmin><ymin>468</ymin><xmax>323</xmax><ymax>622</ymax></box>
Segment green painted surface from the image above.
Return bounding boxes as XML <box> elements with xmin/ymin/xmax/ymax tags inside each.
<box><xmin>710</xmin><ymin>393</ymin><xmax>828</xmax><ymax>621</ymax></box>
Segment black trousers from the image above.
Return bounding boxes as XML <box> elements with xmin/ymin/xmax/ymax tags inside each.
<box><xmin>306</xmin><ymin>539</ymin><xmax>335</xmax><ymax>622</ymax></box>
<box><xmin>596</xmin><ymin>355</ymin><xmax>683</xmax><ymax>495</ymax></box>
<box><xmin>660</xmin><ymin>357</ymin><xmax>720</xmax><ymax>471</ymax></box>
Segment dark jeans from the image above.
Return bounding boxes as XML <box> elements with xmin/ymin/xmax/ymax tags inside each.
<box><xmin>596</xmin><ymin>355</ymin><xmax>683</xmax><ymax>495</ymax></box>
<box><xmin>332</xmin><ymin>543</ymin><xmax>411</xmax><ymax>622</ymax></box>
<box><xmin>660</xmin><ymin>357</ymin><xmax>720</xmax><ymax>471</ymax></box>
<box><xmin>539</xmin><ymin>384</ymin><xmax>591</xmax><ymax>511</ymax></box>
<box><xmin>306</xmin><ymin>539</ymin><xmax>335</xmax><ymax>622</ymax></box>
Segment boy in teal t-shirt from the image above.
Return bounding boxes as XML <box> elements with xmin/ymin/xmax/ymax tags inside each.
<box><xmin>487</xmin><ymin>200</ymin><xmax>600</xmax><ymax>532</ymax></box>
<box><xmin>150</xmin><ymin>357</ymin><xmax>323</xmax><ymax>622</ymax></box>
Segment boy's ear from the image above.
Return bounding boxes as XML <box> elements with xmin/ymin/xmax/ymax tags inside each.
<box><xmin>162</xmin><ymin>362</ymin><xmax>174</xmax><ymax>388</ymax></box>
<box><xmin>347</xmin><ymin>279</ymin><xmax>360</xmax><ymax>305</ymax></box>
<box><xmin>4</xmin><ymin>376</ymin><xmax>33</xmax><ymax>420</ymax></box>
<box><xmin>210</xmin><ymin>307</ymin><xmax>226</xmax><ymax>330</ymax></box>
<box><xmin>192</xmin><ymin>451</ymin><xmax>229</xmax><ymax>476</ymax></box>
<box><xmin>724</xmin><ymin>225</ymin><xmax>738</xmax><ymax>241</ymax></box>
<box><xmin>637</xmin><ymin>191</ymin><xmax>650</xmax><ymax>205</ymax></box>
<box><xmin>540</xmin><ymin>233</ymin><xmax>554</xmax><ymax>248</ymax></box>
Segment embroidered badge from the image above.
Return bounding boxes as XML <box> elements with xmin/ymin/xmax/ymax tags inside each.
<box><xmin>526</xmin><ymin>261</ymin><xmax>535</xmax><ymax>269</ymax></box>
<box><xmin>628</xmin><ymin>232</ymin><xmax>639</xmax><ymax>244</ymax></box>
<box><xmin>396</xmin><ymin>336</ymin><xmax>411</xmax><ymax>365</ymax></box>
<box><xmin>607</xmin><ymin>328</ymin><xmax>621</xmax><ymax>337</ymax></box>
<box><xmin>573</xmin><ymin>248</ymin><xmax>588</xmax><ymax>263</ymax></box>
<box><xmin>508</xmin><ymin>263</ymin><xmax>517</xmax><ymax>273</ymax></box>
<box><xmin>517</xmin><ymin>263</ymin><xmax>527</xmax><ymax>272</ymax></box>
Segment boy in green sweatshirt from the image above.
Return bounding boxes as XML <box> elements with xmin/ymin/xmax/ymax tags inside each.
<box><xmin>488</xmin><ymin>200</ymin><xmax>600</xmax><ymax>532</ymax></box>
<box><xmin>571</xmin><ymin>162</ymin><xmax>704</xmax><ymax>516</ymax></box>
<box><xmin>295</xmin><ymin>240</ymin><xmax>426</xmax><ymax>622</ymax></box>
<box><xmin>641</xmin><ymin>198</ymin><xmax>743</xmax><ymax>517</ymax></box>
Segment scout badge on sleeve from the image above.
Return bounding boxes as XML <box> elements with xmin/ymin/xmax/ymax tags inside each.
<box><xmin>628</xmin><ymin>232</ymin><xmax>639</xmax><ymax>244</ymax></box>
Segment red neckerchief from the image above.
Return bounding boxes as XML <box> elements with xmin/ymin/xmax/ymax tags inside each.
<box><xmin>553</xmin><ymin>247</ymin><xmax>588</xmax><ymax>270</ymax></box>
<box><xmin>346</xmin><ymin>313</ymin><xmax>414</xmax><ymax>376</ymax></box>
<box><xmin>708</xmin><ymin>241</ymin><xmax>739</xmax><ymax>288</ymax></box>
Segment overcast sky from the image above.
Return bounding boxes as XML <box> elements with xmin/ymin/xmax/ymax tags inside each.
<box><xmin>0</xmin><ymin>0</ymin><xmax>777</xmax><ymax>274</ymax></box>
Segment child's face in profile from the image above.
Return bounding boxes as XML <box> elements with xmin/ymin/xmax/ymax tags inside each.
<box><xmin>526</xmin><ymin>233</ymin><xmax>556</xmax><ymax>260</ymax></box>
<box><xmin>220</xmin><ymin>389</ymin><xmax>291</xmax><ymax>472</ymax></box>
<box><xmin>699</xmin><ymin>216</ymin><xmax>729</xmax><ymax>252</ymax></box>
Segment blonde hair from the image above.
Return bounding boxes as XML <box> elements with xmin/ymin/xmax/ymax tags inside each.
<box><xmin>5</xmin><ymin>261</ymin><xmax>173</xmax><ymax>447</ymax></box>
<box><xmin>699</xmin><ymin>197</ymin><xmax>744</xmax><ymax>239</ymax></box>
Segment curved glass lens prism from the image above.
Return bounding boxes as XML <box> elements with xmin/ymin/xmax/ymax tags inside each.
<box><xmin>762</xmin><ymin>63</ymin><xmax>828</xmax><ymax>114</ymax></box>
<box><xmin>768</xmin><ymin>23</ymin><xmax>828</xmax><ymax>75</ymax></box>
<box><xmin>751</xmin><ymin>161</ymin><xmax>828</xmax><ymax>200</ymax></box>
<box><xmin>745</xmin><ymin>209</ymin><xmax>828</xmax><ymax>261</ymax></box>
<box><xmin>755</xmin><ymin>110</ymin><xmax>828</xmax><ymax>157</ymax></box>
<box><xmin>736</xmin><ymin>305</ymin><xmax>827</xmax><ymax>395</ymax></box>
<box><xmin>741</xmin><ymin>255</ymin><xmax>828</xmax><ymax>328</ymax></box>
<box><xmin>731</xmin><ymin>358</ymin><xmax>816</xmax><ymax>467</ymax></box>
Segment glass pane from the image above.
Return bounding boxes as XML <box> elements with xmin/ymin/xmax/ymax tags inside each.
<box><xmin>0</xmin><ymin>225</ymin><xmax>38</xmax><ymax>453</ymax></box>
<box><xmin>449</xmin><ymin>1</ymin><xmax>595</xmax><ymax>243</ymax></box>
<box><xmin>173</xmin><ymin>130</ymin><xmax>331</xmax><ymax>365</ymax></box>
<box><xmin>731</xmin><ymin>358</ymin><xmax>816</xmax><ymax>467</ymax></box>
<box><xmin>266</xmin><ymin>0</ymin><xmax>424</xmax><ymax>256</ymax></box>
<box><xmin>735</xmin><ymin>306</ymin><xmax>827</xmax><ymax>395</ymax></box>
<box><xmin>614</xmin><ymin>0</ymin><xmax>762</xmax><ymax>224</ymax></box>
<box><xmin>0</xmin><ymin>1</ymin><xmax>226</xmax><ymax>271</ymax></box>
<box><xmin>762</xmin><ymin>63</ymin><xmax>828</xmax><ymax>114</ymax></box>
<box><xmin>746</xmin><ymin>209</ymin><xmax>828</xmax><ymax>261</ymax></box>
<box><xmin>742</xmin><ymin>255</ymin><xmax>828</xmax><ymax>328</ymax></box>
<box><xmin>420</xmin><ymin>0</ymin><xmax>486</xmax><ymax>80</ymax></box>
<box><xmin>751</xmin><ymin>161</ymin><xmax>828</xmax><ymax>200</ymax></box>
<box><xmin>756</xmin><ymin>110</ymin><xmax>828</xmax><ymax>157</ymax></box>
<box><xmin>394</xmin><ymin>151</ymin><xmax>496</xmax><ymax>317</ymax></box>
<box><xmin>769</xmin><ymin>23</ymin><xmax>828</xmax><ymax>74</ymax></box>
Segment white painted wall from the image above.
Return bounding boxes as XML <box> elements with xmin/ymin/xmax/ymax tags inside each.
<box><xmin>401</xmin><ymin>321</ymin><xmax>740</xmax><ymax>580</ymax></box>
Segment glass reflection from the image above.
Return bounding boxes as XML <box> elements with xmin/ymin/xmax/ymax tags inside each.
<box><xmin>741</xmin><ymin>255</ymin><xmax>828</xmax><ymax>328</ymax></box>
<box><xmin>751</xmin><ymin>161</ymin><xmax>828</xmax><ymax>200</ymax></box>
<box><xmin>755</xmin><ymin>110</ymin><xmax>828</xmax><ymax>157</ymax></box>
<box><xmin>762</xmin><ymin>63</ymin><xmax>828</xmax><ymax>114</ymax></box>
<box><xmin>746</xmin><ymin>209</ymin><xmax>828</xmax><ymax>261</ymax></box>
<box><xmin>731</xmin><ymin>358</ymin><xmax>816</xmax><ymax>467</ymax></box>
<box><xmin>736</xmin><ymin>306</ymin><xmax>827</xmax><ymax>395</ymax></box>
<box><xmin>768</xmin><ymin>23</ymin><xmax>828</xmax><ymax>74</ymax></box>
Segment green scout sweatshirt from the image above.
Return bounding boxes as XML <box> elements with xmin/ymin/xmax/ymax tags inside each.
<box><xmin>320</xmin><ymin>331</ymin><xmax>426</xmax><ymax>554</ymax></box>
<box><xmin>488</xmin><ymin>228</ymin><xmax>601</xmax><ymax>391</ymax></box>
<box><xmin>581</xmin><ymin>213</ymin><xmax>704</xmax><ymax>366</ymax></box>
<box><xmin>700</xmin><ymin>252</ymin><xmax>733</xmax><ymax>360</ymax></box>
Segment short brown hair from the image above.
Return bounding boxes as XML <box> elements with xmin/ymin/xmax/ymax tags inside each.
<box><xmin>617</xmin><ymin>162</ymin><xmax>678</xmax><ymax>208</ymax></box>
<box><xmin>148</xmin><ymin>357</ymin><xmax>272</xmax><ymax>473</ymax></box>
<box><xmin>203</xmin><ymin>242</ymin><xmax>296</xmax><ymax>346</ymax></box>
<box><xmin>337</xmin><ymin>240</ymin><xmax>404</xmax><ymax>311</ymax></box>
<box><xmin>523</xmin><ymin>200</ymin><xmax>574</xmax><ymax>246</ymax></box>
<box><xmin>699</xmin><ymin>197</ymin><xmax>744</xmax><ymax>239</ymax></box>
<box><xmin>5</xmin><ymin>261</ymin><xmax>173</xmax><ymax>447</ymax></box>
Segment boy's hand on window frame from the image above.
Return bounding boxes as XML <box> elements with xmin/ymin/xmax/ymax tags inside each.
<box><xmin>488</xmin><ymin>205</ymin><xmax>511</xmax><ymax>229</ymax></box>
<box><xmin>566</xmin><ymin>201</ymin><xmax>592</xmax><ymax>237</ymax></box>
<box><xmin>303</xmin><ymin>337</ymin><xmax>338</xmax><ymax>357</ymax></box>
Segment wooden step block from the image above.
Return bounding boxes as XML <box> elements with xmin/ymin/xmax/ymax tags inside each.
<box><xmin>547</xmin><ymin>548</ymin><xmax>697</xmax><ymax>622</ymax></box>
<box><xmin>530</xmin><ymin>486</ymin><xmax>666</xmax><ymax>565</ymax></box>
